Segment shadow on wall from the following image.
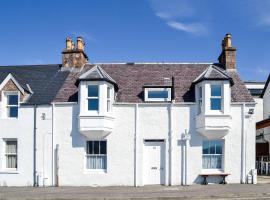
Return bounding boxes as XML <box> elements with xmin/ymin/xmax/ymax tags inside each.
<box><xmin>70</xmin><ymin>104</ymin><xmax>86</xmax><ymax>148</ymax></box>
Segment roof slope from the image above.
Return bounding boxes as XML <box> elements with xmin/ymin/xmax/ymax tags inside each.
<box><xmin>0</xmin><ymin>65</ymin><xmax>69</xmax><ymax>104</ymax></box>
<box><xmin>54</xmin><ymin>63</ymin><xmax>254</xmax><ymax>103</ymax></box>
<box><xmin>261</xmin><ymin>74</ymin><xmax>270</xmax><ymax>98</ymax></box>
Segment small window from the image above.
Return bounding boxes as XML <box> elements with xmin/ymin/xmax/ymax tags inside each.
<box><xmin>145</xmin><ymin>88</ymin><xmax>171</xmax><ymax>102</ymax></box>
<box><xmin>5</xmin><ymin>140</ymin><xmax>18</xmax><ymax>169</ymax></box>
<box><xmin>107</xmin><ymin>87</ymin><xmax>111</xmax><ymax>112</ymax></box>
<box><xmin>248</xmin><ymin>89</ymin><xmax>263</xmax><ymax>97</ymax></box>
<box><xmin>198</xmin><ymin>86</ymin><xmax>202</xmax><ymax>114</ymax></box>
<box><xmin>6</xmin><ymin>93</ymin><xmax>19</xmax><ymax>118</ymax></box>
<box><xmin>86</xmin><ymin>141</ymin><xmax>107</xmax><ymax>170</ymax></box>
<box><xmin>87</xmin><ymin>85</ymin><xmax>99</xmax><ymax>111</ymax></box>
<box><xmin>202</xmin><ymin>140</ymin><xmax>223</xmax><ymax>169</ymax></box>
<box><xmin>210</xmin><ymin>85</ymin><xmax>222</xmax><ymax>110</ymax></box>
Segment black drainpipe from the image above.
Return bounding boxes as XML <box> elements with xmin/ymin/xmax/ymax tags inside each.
<box><xmin>171</xmin><ymin>76</ymin><xmax>175</xmax><ymax>100</ymax></box>
<box><xmin>33</xmin><ymin>105</ymin><xmax>37</xmax><ymax>187</ymax></box>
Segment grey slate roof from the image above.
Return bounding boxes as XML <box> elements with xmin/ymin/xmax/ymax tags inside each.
<box><xmin>54</xmin><ymin>63</ymin><xmax>254</xmax><ymax>103</ymax></box>
<box><xmin>78</xmin><ymin>65</ymin><xmax>118</xmax><ymax>89</ymax></box>
<box><xmin>0</xmin><ymin>65</ymin><xmax>69</xmax><ymax>104</ymax></box>
<box><xmin>193</xmin><ymin>65</ymin><xmax>233</xmax><ymax>84</ymax></box>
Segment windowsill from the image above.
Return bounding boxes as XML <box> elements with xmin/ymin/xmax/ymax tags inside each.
<box><xmin>84</xmin><ymin>169</ymin><xmax>107</xmax><ymax>174</ymax></box>
<box><xmin>0</xmin><ymin>170</ymin><xmax>19</xmax><ymax>174</ymax></box>
<box><xmin>2</xmin><ymin>117</ymin><xmax>18</xmax><ymax>120</ymax></box>
<box><xmin>201</xmin><ymin>169</ymin><xmax>224</xmax><ymax>174</ymax></box>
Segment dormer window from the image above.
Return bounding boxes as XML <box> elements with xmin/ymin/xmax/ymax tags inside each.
<box><xmin>87</xmin><ymin>85</ymin><xmax>99</xmax><ymax>111</ymax></box>
<box><xmin>2</xmin><ymin>92</ymin><xmax>19</xmax><ymax>118</ymax></box>
<box><xmin>144</xmin><ymin>88</ymin><xmax>171</xmax><ymax>102</ymax></box>
<box><xmin>210</xmin><ymin>85</ymin><xmax>222</xmax><ymax>110</ymax></box>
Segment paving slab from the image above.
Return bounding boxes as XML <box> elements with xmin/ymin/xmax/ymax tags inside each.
<box><xmin>0</xmin><ymin>184</ymin><xmax>270</xmax><ymax>200</ymax></box>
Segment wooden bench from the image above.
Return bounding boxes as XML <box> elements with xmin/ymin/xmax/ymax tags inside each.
<box><xmin>200</xmin><ymin>173</ymin><xmax>230</xmax><ymax>185</ymax></box>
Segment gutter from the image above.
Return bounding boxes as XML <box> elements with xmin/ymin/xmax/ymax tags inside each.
<box><xmin>51</xmin><ymin>103</ymin><xmax>55</xmax><ymax>186</ymax></box>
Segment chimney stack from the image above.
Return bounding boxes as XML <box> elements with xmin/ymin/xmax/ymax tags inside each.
<box><xmin>218</xmin><ymin>33</ymin><xmax>236</xmax><ymax>70</ymax></box>
<box><xmin>62</xmin><ymin>36</ymin><xmax>88</xmax><ymax>69</ymax></box>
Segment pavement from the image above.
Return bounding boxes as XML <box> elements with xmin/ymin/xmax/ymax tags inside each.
<box><xmin>1</xmin><ymin>183</ymin><xmax>270</xmax><ymax>200</ymax></box>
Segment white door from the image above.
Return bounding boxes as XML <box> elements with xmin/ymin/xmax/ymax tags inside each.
<box><xmin>143</xmin><ymin>140</ymin><xmax>165</xmax><ymax>185</ymax></box>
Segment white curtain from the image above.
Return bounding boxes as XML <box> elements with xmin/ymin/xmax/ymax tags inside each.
<box><xmin>87</xmin><ymin>155</ymin><xmax>106</xmax><ymax>169</ymax></box>
<box><xmin>6</xmin><ymin>141</ymin><xmax>17</xmax><ymax>168</ymax></box>
<box><xmin>203</xmin><ymin>155</ymin><xmax>221</xmax><ymax>169</ymax></box>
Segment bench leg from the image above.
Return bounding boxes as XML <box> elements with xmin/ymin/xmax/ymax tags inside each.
<box><xmin>202</xmin><ymin>176</ymin><xmax>208</xmax><ymax>185</ymax></box>
<box><xmin>220</xmin><ymin>176</ymin><xmax>227</xmax><ymax>184</ymax></box>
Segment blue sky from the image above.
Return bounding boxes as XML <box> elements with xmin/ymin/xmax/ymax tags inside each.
<box><xmin>0</xmin><ymin>0</ymin><xmax>269</xmax><ymax>81</ymax></box>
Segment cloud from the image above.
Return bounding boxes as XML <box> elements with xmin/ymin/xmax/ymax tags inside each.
<box><xmin>167</xmin><ymin>21</ymin><xmax>207</xmax><ymax>35</ymax></box>
<box><xmin>148</xmin><ymin>0</ymin><xmax>208</xmax><ymax>36</ymax></box>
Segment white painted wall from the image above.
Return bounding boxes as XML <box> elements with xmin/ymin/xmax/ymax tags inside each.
<box><xmin>263</xmin><ymin>84</ymin><xmax>270</xmax><ymax>119</ymax></box>
<box><xmin>0</xmin><ymin>104</ymin><xmax>34</xmax><ymax>186</ymax></box>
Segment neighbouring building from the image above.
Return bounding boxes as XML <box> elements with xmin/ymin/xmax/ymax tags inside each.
<box><xmin>256</xmin><ymin>75</ymin><xmax>270</xmax><ymax>157</ymax></box>
<box><xmin>0</xmin><ymin>34</ymin><xmax>256</xmax><ymax>186</ymax></box>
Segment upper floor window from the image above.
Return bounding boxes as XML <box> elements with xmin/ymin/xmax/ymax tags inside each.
<box><xmin>5</xmin><ymin>92</ymin><xmax>19</xmax><ymax>118</ymax></box>
<box><xmin>198</xmin><ymin>86</ymin><xmax>202</xmax><ymax>114</ymax></box>
<box><xmin>202</xmin><ymin>140</ymin><xmax>223</xmax><ymax>169</ymax></box>
<box><xmin>87</xmin><ymin>85</ymin><xmax>99</xmax><ymax>111</ymax></box>
<box><xmin>144</xmin><ymin>88</ymin><xmax>171</xmax><ymax>102</ymax></box>
<box><xmin>210</xmin><ymin>85</ymin><xmax>222</xmax><ymax>110</ymax></box>
<box><xmin>107</xmin><ymin>87</ymin><xmax>111</xmax><ymax>112</ymax></box>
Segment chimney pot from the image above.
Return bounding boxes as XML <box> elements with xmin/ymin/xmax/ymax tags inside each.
<box><xmin>224</xmin><ymin>33</ymin><xmax>232</xmax><ymax>48</ymax></box>
<box><xmin>77</xmin><ymin>36</ymin><xmax>84</xmax><ymax>51</ymax></box>
<box><xmin>218</xmin><ymin>33</ymin><xmax>236</xmax><ymax>70</ymax></box>
<box><xmin>66</xmin><ymin>37</ymin><xmax>72</xmax><ymax>50</ymax></box>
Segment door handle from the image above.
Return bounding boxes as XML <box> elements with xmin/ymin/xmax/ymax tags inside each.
<box><xmin>151</xmin><ymin>167</ymin><xmax>157</xmax><ymax>170</ymax></box>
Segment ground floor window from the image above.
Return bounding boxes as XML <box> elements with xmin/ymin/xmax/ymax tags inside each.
<box><xmin>202</xmin><ymin>140</ymin><xmax>223</xmax><ymax>169</ymax></box>
<box><xmin>5</xmin><ymin>139</ymin><xmax>17</xmax><ymax>169</ymax></box>
<box><xmin>86</xmin><ymin>141</ymin><xmax>107</xmax><ymax>170</ymax></box>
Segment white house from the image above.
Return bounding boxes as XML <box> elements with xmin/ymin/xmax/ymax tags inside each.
<box><xmin>256</xmin><ymin>75</ymin><xmax>270</xmax><ymax>157</ymax></box>
<box><xmin>0</xmin><ymin>34</ymin><xmax>256</xmax><ymax>187</ymax></box>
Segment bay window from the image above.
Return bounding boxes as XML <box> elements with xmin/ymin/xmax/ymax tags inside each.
<box><xmin>202</xmin><ymin>140</ymin><xmax>223</xmax><ymax>169</ymax></box>
<box><xmin>210</xmin><ymin>85</ymin><xmax>222</xmax><ymax>110</ymax></box>
<box><xmin>107</xmin><ymin>87</ymin><xmax>111</xmax><ymax>112</ymax></box>
<box><xmin>86</xmin><ymin>141</ymin><xmax>107</xmax><ymax>170</ymax></box>
<box><xmin>198</xmin><ymin>86</ymin><xmax>202</xmax><ymax>114</ymax></box>
<box><xmin>87</xmin><ymin>85</ymin><xmax>99</xmax><ymax>111</ymax></box>
<box><xmin>5</xmin><ymin>139</ymin><xmax>18</xmax><ymax>169</ymax></box>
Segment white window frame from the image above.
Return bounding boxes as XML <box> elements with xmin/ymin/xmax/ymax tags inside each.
<box><xmin>2</xmin><ymin>91</ymin><xmax>20</xmax><ymax>119</ymax></box>
<box><xmin>87</xmin><ymin>85</ymin><xmax>99</xmax><ymax>112</ymax></box>
<box><xmin>85</xmin><ymin>140</ymin><xmax>107</xmax><ymax>171</ymax></box>
<box><xmin>198</xmin><ymin>86</ymin><xmax>203</xmax><ymax>114</ymax></box>
<box><xmin>4</xmin><ymin>139</ymin><xmax>18</xmax><ymax>171</ymax></box>
<box><xmin>107</xmin><ymin>86</ymin><xmax>112</xmax><ymax>112</ymax></box>
<box><xmin>144</xmin><ymin>88</ymin><xmax>171</xmax><ymax>102</ymax></box>
<box><xmin>202</xmin><ymin>140</ymin><xmax>223</xmax><ymax>171</ymax></box>
<box><xmin>210</xmin><ymin>84</ymin><xmax>222</xmax><ymax>111</ymax></box>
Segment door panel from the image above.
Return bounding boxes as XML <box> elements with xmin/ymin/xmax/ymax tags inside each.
<box><xmin>143</xmin><ymin>141</ymin><xmax>165</xmax><ymax>185</ymax></box>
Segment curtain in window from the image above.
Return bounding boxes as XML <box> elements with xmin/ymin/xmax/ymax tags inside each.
<box><xmin>87</xmin><ymin>155</ymin><xmax>106</xmax><ymax>169</ymax></box>
<box><xmin>202</xmin><ymin>155</ymin><xmax>222</xmax><ymax>169</ymax></box>
<box><xmin>6</xmin><ymin>141</ymin><xmax>17</xmax><ymax>168</ymax></box>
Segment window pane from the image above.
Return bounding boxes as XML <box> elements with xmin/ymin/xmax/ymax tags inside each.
<box><xmin>93</xmin><ymin>141</ymin><xmax>99</xmax><ymax>154</ymax></box>
<box><xmin>216</xmin><ymin>141</ymin><xmax>222</xmax><ymax>154</ymax></box>
<box><xmin>148</xmin><ymin>90</ymin><xmax>168</xmax><ymax>98</ymax></box>
<box><xmin>211</xmin><ymin>85</ymin><xmax>221</xmax><ymax>96</ymax></box>
<box><xmin>203</xmin><ymin>155</ymin><xmax>222</xmax><ymax>169</ymax></box>
<box><xmin>9</xmin><ymin>107</ymin><xmax>18</xmax><ymax>118</ymax></box>
<box><xmin>100</xmin><ymin>141</ymin><xmax>107</xmax><ymax>154</ymax></box>
<box><xmin>107</xmin><ymin>87</ymin><xmax>111</xmax><ymax>98</ymax></box>
<box><xmin>202</xmin><ymin>141</ymin><xmax>209</xmax><ymax>154</ymax></box>
<box><xmin>6</xmin><ymin>155</ymin><xmax>17</xmax><ymax>168</ymax></box>
<box><xmin>88</xmin><ymin>99</ymin><xmax>99</xmax><ymax>111</ymax></box>
<box><xmin>209</xmin><ymin>141</ymin><xmax>215</xmax><ymax>154</ymax></box>
<box><xmin>87</xmin><ymin>141</ymin><xmax>93</xmax><ymax>154</ymax></box>
<box><xmin>199</xmin><ymin>87</ymin><xmax>202</xmax><ymax>98</ymax></box>
<box><xmin>8</xmin><ymin>95</ymin><xmax>18</xmax><ymax>105</ymax></box>
<box><xmin>6</xmin><ymin>141</ymin><xmax>17</xmax><ymax>153</ymax></box>
<box><xmin>211</xmin><ymin>98</ymin><xmax>221</xmax><ymax>110</ymax></box>
<box><xmin>88</xmin><ymin>85</ymin><xmax>98</xmax><ymax>97</ymax></box>
<box><xmin>87</xmin><ymin>155</ymin><xmax>106</xmax><ymax>169</ymax></box>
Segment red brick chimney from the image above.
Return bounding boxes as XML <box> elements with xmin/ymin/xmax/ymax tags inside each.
<box><xmin>218</xmin><ymin>33</ymin><xmax>236</xmax><ymax>70</ymax></box>
<box><xmin>62</xmin><ymin>36</ymin><xmax>88</xmax><ymax>69</ymax></box>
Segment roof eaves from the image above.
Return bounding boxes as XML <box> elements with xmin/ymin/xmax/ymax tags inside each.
<box><xmin>260</xmin><ymin>74</ymin><xmax>270</xmax><ymax>98</ymax></box>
